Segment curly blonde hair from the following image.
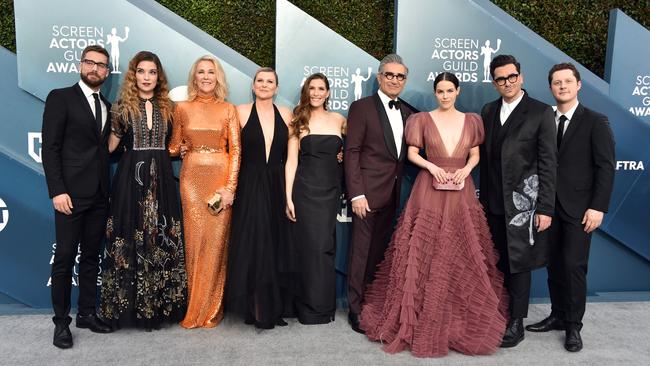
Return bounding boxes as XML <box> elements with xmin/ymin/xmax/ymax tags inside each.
<box><xmin>186</xmin><ymin>55</ymin><xmax>228</xmax><ymax>101</ymax></box>
<box><xmin>112</xmin><ymin>51</ymin><xmax>173</xmax><ymax>130</ymax></box>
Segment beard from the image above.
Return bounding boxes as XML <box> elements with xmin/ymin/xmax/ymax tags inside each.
<box><xmin>81</xmin><ymin>71</ymin><xmax>106</xmax><ymax>88</ymax></box>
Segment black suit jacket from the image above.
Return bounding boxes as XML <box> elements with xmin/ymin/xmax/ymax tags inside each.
<box><xmin>479</xmin><ymin>92</ymin><xmax>557</xmax><ymax>272</ymax></box>
<box><xmin>344</xmin><ymin>93</ymin><xmax>416</xmax><ymax>209</ymax></box>
<box><xmin>556</xmin><ymin>103</ymin><xmax>615</xmax><ymax>219</ymax></box>
<box><xmin>42</xmin><ymin>83</ymin><xmax>111</xmax><ymax>199</ymax></box>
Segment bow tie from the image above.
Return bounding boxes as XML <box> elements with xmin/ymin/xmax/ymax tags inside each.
<box><xmin>388</xmin><ymin>100</ymin><xmax>401</xmax><ymax>110</ymax></box>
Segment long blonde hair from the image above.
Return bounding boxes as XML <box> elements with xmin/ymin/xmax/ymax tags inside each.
<box><xmin>186</xmin><ymin>55</ymin><xmax>228</xmax><ymax>101</ymax></box>
<box><xmin>112</xmin><ymin>51</ymin><xmax>173</xmax><ymax>128</ymax></box>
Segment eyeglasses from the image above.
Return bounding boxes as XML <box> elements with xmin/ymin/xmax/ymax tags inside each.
<box><xmin>381</xmin><ymin>72</ymin><xmax>407</xmax><ymax>81</ymax></box>
<box><xmin>494</xmin><ymin>73</ymin><xmax>519</xmax><ymax>86</ymax></box>
<box><xmin>81</xmin><ymin>59</ymin><xmax>109</xmax><ymax>71</ymax></box>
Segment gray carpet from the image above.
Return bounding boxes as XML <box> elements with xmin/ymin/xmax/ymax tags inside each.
<box><xmin>1</xmin><ymin>302</ymin><xmax>648</xmax><ymax>366</ymax></box>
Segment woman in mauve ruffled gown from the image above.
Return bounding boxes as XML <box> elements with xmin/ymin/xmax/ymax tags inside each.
<box><xmin>360</xmin><ymin>72</ymin><xmax>508</xmax><ymax>357</ymax></box>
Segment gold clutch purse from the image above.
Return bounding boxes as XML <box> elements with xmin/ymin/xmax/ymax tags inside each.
<box><xmin>207</xmin><ymin>192</ymin><xmax>223</xmax><ymax>215</ymax></box>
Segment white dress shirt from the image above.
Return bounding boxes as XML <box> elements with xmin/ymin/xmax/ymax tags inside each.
<box><xmin>552</xmin><ymin>101</ymin><xmax>579</xmax><ymax>137</ymax></box>
<box><xmin>377</xmin><ymin>89</ymin><xmax>404</xmax><ymax>157</ymax></box>
<box><xmin>78</xmin><ymin>80</ymin><xmax>107</xmax><ymax>129</ymax></box>
<box><xmin>499</xmin><ymin>90</ymin><xmax>525</xmax><ymax>125</ymax></box>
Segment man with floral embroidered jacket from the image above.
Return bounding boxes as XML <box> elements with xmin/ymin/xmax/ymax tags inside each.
<box><xmin>479</xmin><ymin>54</ymin><xmax>557</xmax><ymax>348</ymax></box>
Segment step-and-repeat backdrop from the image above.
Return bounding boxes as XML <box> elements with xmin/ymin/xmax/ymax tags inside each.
<box><xmin>1</xmin><ymin>0</ymin><xmax>648</xmax><ymax>308</ymax></box>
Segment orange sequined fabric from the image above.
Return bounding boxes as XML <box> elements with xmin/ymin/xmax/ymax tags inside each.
<box><xmin>169</xmin><ymin>95</ymin><xmax>241</xmax><ymax>328</ymax></box>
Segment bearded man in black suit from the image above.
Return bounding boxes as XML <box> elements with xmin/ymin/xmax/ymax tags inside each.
<box><xmin>42</xmin><ymin>45</ymin><xmax>114</xmax><ymax>349</ymax></box>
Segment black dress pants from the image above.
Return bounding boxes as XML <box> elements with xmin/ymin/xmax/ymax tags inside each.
<box><xmin>51</xmin><ymin>191</ymin><xmax>107</xmax><ymax>325</ymax></box>
<box><xmin>487</xmin><ymin>213</ymin><xmax>531</xmax><ymax>319</ymax></box>
<box><xmin>547</xmin><ymin>200</ymin><xmax>592</xmax><ymax>329</ymax></box>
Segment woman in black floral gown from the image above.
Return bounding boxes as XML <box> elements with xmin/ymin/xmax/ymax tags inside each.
<box><xmin>100</xmin><ymin>51</ymin><xmax>187</xmax><ymax>330</ymax></box>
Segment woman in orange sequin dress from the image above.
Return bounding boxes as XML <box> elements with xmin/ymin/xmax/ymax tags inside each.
<box><xmin>169</xmin><ymin>55</ymin><xmax>241</xmax><ymax>328</ymax></box>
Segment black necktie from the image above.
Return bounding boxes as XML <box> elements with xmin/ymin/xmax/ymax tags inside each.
<box><xmin>388</xmin><ymin>100</ymin><xmax>401</xmax><ymax>110</ymax></box>
<box><xmin>92</xmin><ymin>93</ymin><xmax>102</xmax><ymax>133</ymax></box>
<box><xmin>557</xmin><ymin>115</ymin><xmax>567</xmax><ymax>148</ymax></box>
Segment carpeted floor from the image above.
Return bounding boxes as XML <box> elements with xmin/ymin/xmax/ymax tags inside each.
<box><xmin>1</xmin><ymin>302</ymin><xmax>648</xmax><ymax>365</ymax></box>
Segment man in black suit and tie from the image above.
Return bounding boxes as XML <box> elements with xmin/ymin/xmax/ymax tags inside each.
<box><xmin>42</xmin><ymin>45</ymin><xmax>114</xmax><ymax>349</ymax></box>
<box><xmin>526</xmin><ymin>63</ymin><xmax>615</xmax><ymax>352</ymax></box>
<box><xmin>479</xmin><ymin>54</ymin><xmax>557</xmax><ymax>348</ymax></box>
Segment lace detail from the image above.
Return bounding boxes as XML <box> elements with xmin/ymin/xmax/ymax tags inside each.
<box><xmin>132</xmin><ymin>98</ymin><xmax>168</xmax><ymax>151</ymax></box>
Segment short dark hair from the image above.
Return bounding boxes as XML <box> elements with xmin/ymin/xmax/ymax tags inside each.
<box><xmin>81</xmin><ymin>45</ymin><xmax>109</xmax><ymax>61</ymax></box>
<box><xmin>548</xmin><ymin>62</ymin><xmax>581</xmax><ymax>85</ymax></box>
<box><xmin>433</xmin><ymin>72</ymin><xmax>459</xmax><ymax>90</ymax></box>
<box><xmin>489</xmin><ymin>54</ymin><xmax>520</xmax><ymax>79</ymax></box>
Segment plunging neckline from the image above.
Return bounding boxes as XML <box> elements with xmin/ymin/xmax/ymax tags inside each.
<box><xmin>427</xmin><ymin>112</ymin><xmax>467</xmax><ymax>158</ymax></box>
<box><xmin>252</xmin><ymin>103</ymin><xmax>275</xmax><ymax>164</ymax></box>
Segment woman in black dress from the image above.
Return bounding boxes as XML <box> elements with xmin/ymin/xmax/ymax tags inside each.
<box><xmin>100</xmin><ymin>51</ymin><xmax>187</xmax><ymax>330</ymax></box>
<box><xmin>225</xmin><ymin>68</ymin><xmax>294</xmax><ymax>329</ymax></box>
<box><xmin>285</xmin><ymin>73</ymin><xmax>346</xmax><ymax>324</ymax></box>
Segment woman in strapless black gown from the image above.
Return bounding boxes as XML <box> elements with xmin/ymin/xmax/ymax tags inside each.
<box><xmin>285</xmin><ymin>73</ymin><xmax>346</xmax><ymax>324</ymax></box>
<box><xmin>225</xmin><ymin>68</ymin><xmax>294</xmax><ymax>329</ymax></box>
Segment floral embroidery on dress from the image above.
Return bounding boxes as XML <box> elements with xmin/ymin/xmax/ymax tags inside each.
<box><xmin>101</xmin><ymin>157</ymin><xmax>187</xmax><ymax>321</ymax></box>
<box><xmin>508</xmin><ymin>174</ymin><xmax>538</xmax><ymax>245</ymax></box>
<box><xmin>100</xmin><ymin>99</ymin><xmax>187</xmax><ymax>327</ymax></box>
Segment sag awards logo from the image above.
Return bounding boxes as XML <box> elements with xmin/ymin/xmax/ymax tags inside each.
<box><xmin>630</xmin><ymin>75</ymin><xmax>650</xmax><ymax>117</ymax></box>
<box><xmin>47</xmin><ymin>25</ymin><xmax>130</xmax><ymax>74</ymax></box>
<box><xmin>428</xmin><ymin>37</ymin><xmax>502</xmax><ymax>83</ymax></box>
<box><xmin>337</xmin><ymin>196</ymin><xmax>352</xmax><ymax>223</ymax></box>
<box><xmin>0</xmin><ymin>198</ymin><xmax>8</xmax><ymax>232</ymax></box>
<box><xmin>301</xmin><ymin>65</ymin><xmax>373</xmax><ymax>111</ymax></box>
<box><xmin>28</xmin><ymin>132</ymin><xmax>42</xmax><ymax>163</ymax></box>
<box><xmin>46</xmin><ymin>243</ymin><xmax>104</xmax><ymax>287</ymax></box>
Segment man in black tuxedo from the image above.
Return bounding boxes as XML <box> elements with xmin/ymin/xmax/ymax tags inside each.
<box><xmin>345</xmin><ymin>54</ymin><xmax>416</xmax><ymax>333</ymax></box>
<box><xmin>526</xmin><ymin>63</ymin><xmax>615</xmax><ymax>352</ymax></box>
<box><xmin>42</xmin><ymin>45</ymin><xmax>113</xmax><ymax>349</ymax></box>
<box><xmin>479</xmin><ymin>54</ymin><xmax>557</xmax><ymax>348</ymax></box>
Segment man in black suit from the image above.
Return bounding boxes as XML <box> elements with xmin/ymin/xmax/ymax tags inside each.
<box><xmin>479</xmin><ymin>54</ymin><xmax>557</xmax><ymax>348</ymax></box>
<box><xmin>42</xmin><ymin>45</ymin><xmax>113</xmax><ymax>349</ymax></box>
<box><xmin>526</xmin><ymin>63</ymin><xmax>615</xmax><ymax>352</ymax></box>
<box><xmin>345</xmin><ymin>54</ymin><xmax>416</xmax><ymax>333</ymax></box>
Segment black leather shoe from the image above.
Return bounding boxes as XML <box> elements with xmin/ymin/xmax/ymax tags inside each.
<box><xmin>525</xmin><ymin>314</ymin><xmax>565</xmax><ymax>332</ymax></box>
<box><xmin>348</xmin><ymin>312</ymin><xmax>365</xmax><ymax>334</ymax></box>
<box><xmin>500</xmin><ymin>318</ymin><xmax>524</xmax><ymax>348</ymax></box>
<box><xmin>564</xmin><ymin>327</ymin><xmax>583</xmax><ymax>352</ymax></box>
<box><xmin>53</xmin><ymin>323</ymin><xmax>73</xmax><ymax>349</ymax></box>
<box><xmin>76</xmin><ymin>313</ymin><xmax>113</xmax><ymax>333</ymax></box>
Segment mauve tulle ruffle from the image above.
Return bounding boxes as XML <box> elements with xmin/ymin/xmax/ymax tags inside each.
<box><xmin>360</xmin><ymin>202</ymin><xmax>509</xmax><ymax>357</ymax></box>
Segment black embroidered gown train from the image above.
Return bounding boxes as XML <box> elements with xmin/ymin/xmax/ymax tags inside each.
<box><xmin>100</xmin><ymin>98</ymin><xmax>187</xmax><ymax>329</ymax></box>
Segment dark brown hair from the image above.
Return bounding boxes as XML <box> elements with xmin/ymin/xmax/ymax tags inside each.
<box><xmin>290</xmin><ymin>73</ymin><xmax>330</xmax><ymax>138</ymax></box>
<box><xmin>548</xmin><ymin>62</ymin><xmax>581</xmax><ymax>85</ymax></box>
<box><xmin>80</xmin><ymin>45</ymin><xmax>109</xmax><ymax>61</ymax></box>
<box><xmin>489</xmin><ymin>54</ymin><xmax>521</xmax><ymax>79</ymax></box>
<box><xmin>433</xmin><ymin>72</ymin><xmax>459</xmax><ymax>90</ymax></box>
